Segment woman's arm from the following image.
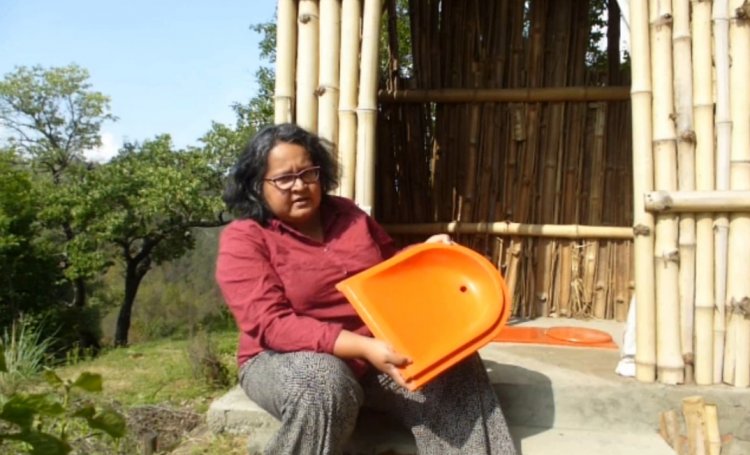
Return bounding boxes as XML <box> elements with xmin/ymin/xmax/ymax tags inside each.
<box><xmin>333</xmin><ymin>330</ymin><xmax>412</xmax><ymax>388</ymax></box>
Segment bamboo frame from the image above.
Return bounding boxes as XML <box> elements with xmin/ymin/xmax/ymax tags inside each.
<box><xmin>645</xmin><ymin>190</ymin><xmax>750</xmax><ymax>212</ymax></box>
<box><xmin>378</xmin><ymin>86</ymin><xmax>631</xmax><ymax>103</ymax></box>
<box><xmin>725</xmin><ymin>0</ymin><xmax>750</xmax><ymax>387</ymax></box>
<box><xmin>631</xmin><ymin>0</ymin><xmax>657</xmax><ymax>383</ymax></box>
<box><xmin>274</xmin><ymin>0</ymin><xmax>297</xmax><ymax>124</ymax></box>
<box><xmin>318</xmin><ymin>0</ymin><xmax>341</xmax><ymax>144</ymax></box>
<box><xmin>337</xmin><ymin>0</ymin><xmax>361</xmax><ymax>199</ymax></box>
<box><xmin>713</xmin><ymin>0</ymin><xmax>731</xmax><ymax>384</ymax></box>
<box><xmin>692</xmin><ymin>0</ymin><xmax>716</xmax><ymax>386</ymax></box>
<box><xmin>296</xmin><ymin>0</ymin><xmax>320</xmax><ymax>132</ymax></box>
<box><xmin>354</xmin><ymin>0</ymin><xmax>382</xmax><ymax>214</ymax></box>
<box><xmin>651</xmin><ymin>0</ymin><xmax>684</xmax><ymax>385</ymax></box>
<box><xmin>383</xmin><ymin>222</ymin><xmax>633</xmax><ymax>239</ymax></box>
<box><xmin>672</xmin><ymin>0</ymin><xmax>696</xmax><ymax>383</ymax></box>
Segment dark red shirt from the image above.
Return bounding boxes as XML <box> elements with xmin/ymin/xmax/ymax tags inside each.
<box><xmin>215</xmin><ymin>196</ymin><xmax>397</xmax><ymax>375</ymax></box>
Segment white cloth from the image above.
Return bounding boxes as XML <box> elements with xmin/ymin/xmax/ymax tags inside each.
<box><xmin>615</xmin><ymin>296</ymin><xmax>637</xmax><ymax>377</ymax></box>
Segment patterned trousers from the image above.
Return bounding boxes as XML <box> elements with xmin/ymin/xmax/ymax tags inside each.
<box><xmin>239</xmin><ymin>351</ymin><xmax>517</xmax><ymax>455</ymax></box>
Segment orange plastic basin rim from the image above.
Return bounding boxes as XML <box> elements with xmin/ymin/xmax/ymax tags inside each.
<box><xmin>336</xmin><ymin>243</ymin><xmax>511</xmax><ymax>391</ymax></box>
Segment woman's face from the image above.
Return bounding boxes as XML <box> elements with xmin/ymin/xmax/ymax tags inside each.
<box><xmin>262</xmin><ymin>142</ymin><xmax>322</xmax><ymax>230</ymax></box>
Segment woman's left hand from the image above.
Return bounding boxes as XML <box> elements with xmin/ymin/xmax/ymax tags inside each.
<box><xmin>424</xmin><ymin>233</ymin><xmax>454</xmax><ymax>245</ymax></box>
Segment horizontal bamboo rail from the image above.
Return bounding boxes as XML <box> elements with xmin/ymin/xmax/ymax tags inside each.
<box><xmin>378</xmin><ymin>86</ymin><xmax>631</xmax><ymax>104</ymax></box>
<box><xmin>645</xmin><ymin>190</ymin><xmax>750</xmax><ymax>212</ymax></box>
<box><xmin>383</xmin><ymin>222</ymin><xmax>633</xmax><ymax>239</ymax></box>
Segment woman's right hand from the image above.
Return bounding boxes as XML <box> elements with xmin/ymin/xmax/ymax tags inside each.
<box><xmin>361</xmin><ymin>337</ymin><xmax>412</xmax><ymax>389</ymax></box>
<box><xmin>333</xmin><ymin>330</ymin><xmax>412</xmax><ymax>388</ymax></box>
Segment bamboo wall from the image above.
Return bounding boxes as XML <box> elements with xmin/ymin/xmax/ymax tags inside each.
<box><xmin>272</xmin><ymin>0</ymin><xmax>750</xmax><ymax>387</ymax></box>
<box><xmin>376</xmin><ymin>0</ymin><xmax>634</xmax><ymax>321</ymax></box>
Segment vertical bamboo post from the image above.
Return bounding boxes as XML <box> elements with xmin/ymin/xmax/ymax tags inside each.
<box><xmin>296</xmin><ymin>0</ymin><xmax>320</xmax><ymax>133</ymax></box>
<box><xmin>337</xmin><ymin>0</ymin><xmax>361</xmax><ymax>199</ymax></box>
<box><xmin>724</xmin><ymin>0</ymin><xmax>750</xmax><ymax>387</ymax></box>
<box><xmin>318</xmin><ymin>0</ymin><xmax>341</xmax><ymax>145</ymax></box>
<box><xmin>713</xmin><ymin>0</ymin><xmax>731</xmax><ymax>384</ymax></box>
<box><xmin>692</xmin><ymin>0</ymin><xmax>716</xmax><ymax>386</ymax></box>
<box><xmin>631</xmin><ymin>0</ymin><xmax>657</xmax><ymax>382</ymax></box>
<box><xmin>651</xmin><ymin>0</ymin><xmax>684</xmax><ymax>384</ymax></box>
<box><xmin>672</xmin><ymin>0</ymin><xmax>696</xmax><ymax>383</ymax></box>
<box><xmin>275</xmin><ymin>0</ymin><xmax>297</xmax><ymax>124</ymax></box>
<box><xmin>354</xmin><ymin>0</ymin><xmax>383</xmax><ymax>214</ymax></box>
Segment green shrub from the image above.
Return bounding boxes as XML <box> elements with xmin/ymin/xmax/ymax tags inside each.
<box><xmin>1</xmin><ymin>317</ymin><xmax>54</xmax><ymax>395</ymax></box>
<box><xmin>0</xmin><ymin>347</ymin><xmax>126</xmax><ymax>455</ymax></box>
<box><xmin>186</xmin><ymin>330</ymin><xmax>230</xmax><ymax>390</ymax></box>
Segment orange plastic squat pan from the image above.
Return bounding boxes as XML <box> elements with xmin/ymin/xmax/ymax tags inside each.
<box><xmin>336</xmin><ymin>243</ymin><xmax>510</xmax><ymax>391</ymax></box>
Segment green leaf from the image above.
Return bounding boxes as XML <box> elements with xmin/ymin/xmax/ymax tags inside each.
<box><xmin>2</xmin><ymin>430</ymin><xmax>72</xmax><ymax>455</ymax></box>
<box><xmin>70</xmin><ymin>403</ymin><xmax>95</xmax><ymax>419</ymax></box>
<box><xmin>0</xmin><ymin>393</ymin><xmax>65</xmax><ymax>429</ymax></box>
<box><xmin>88</xmin><ymin>408</ymin><xmax>127</xmax><ymax>439</ymax></box>
<box><xmin>71</xmin><ymin>371</ymin><xmax>102</xmax><ymax>392</ymax></box>
<box><xmin>43</xmin><ymin>368</ymin><xmax>64</xmax><ymax>387</ymax></box>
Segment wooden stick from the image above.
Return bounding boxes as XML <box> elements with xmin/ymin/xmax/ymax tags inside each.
<box><xmin>318</xmin><ymin>0</ymin><xmax>341</xmax><ymax>144</ymax></box>
<box><xmin>382</xmin><ymin>222</ymin><xmax>633</xmax><ymax>239</ymax></box>
<box><xmin>682</xmin><ymin>396</ymin><xmax>708</xmax><ymax>455</ymax></box>
<box><xmin>645</xmin><ymin>191</ymin><xmax>750</xmax><ymax>212</ymax></box>
<box><xmin>274</xmin><ymin>0</ymin><xmax>297</xmax><ymax>124</ymax></box>
<box><xmin>378</xmin><ymin>86</ymin><xmax>631</xmax><ymax>103</ymax></box>
<box><xmin>713</xmin><ymin>0</ymin><xmax>731</xmax><ymax>385</ymax></box>
<box><xmin>651</xmin><ymin>0</ymin><xmax>684</xmax><ymax>385</ymax></box>
<box><xmin>337</xmin><ymin>0</ymin><xmax>361</xmax><ymax>199</ymax></box>
<box><xmin>724</xmin><ymin>0</ymin><xmax>750</xmax><ymax>388</ymax></box>
<box><xmin>296</xmin><ymin>0</ymin><xmax>320</xmax><ymax>132</ymax></box>
<box><xmin>704</xmin><ymin>403</ymin><xmax>721</xmax><ymax>455</ymax></box>
<box><xmin>354</xmin><ymin>0</ymin><xmax>383</xmax><ymax>214</ymax></box>
<box><xmin>630</xmin><ymin>0</ymin><xmax>657</xmax><ymax>383</ymax></box>
<box><xmin>692</xmin><ymin>0</ymin><xmax>715</xmax><ymax>386</ymax></box>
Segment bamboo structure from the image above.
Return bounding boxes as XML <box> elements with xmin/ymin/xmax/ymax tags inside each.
<box><xmin>274</xmin><ymin>0</ymin><xmax>296</xmax><ymax>124</ymax></box>
<box><xmin>337</xmin><ymin>0</ymin><xmax>361</xmax><ymax>199</ymax></box>
<box><xmin>354</xmin><ymin>0</ymin><xmax>382</xmax><ymax>215</ymax></box>
<box><xmin>268</xmin><ymin>0</ymin><xmax>750</xmax><ymax>388</ymax></box>
<box><xmin>725</xmin><ymin>0</ymin><xmax>750</xmax><ymax>388</ymax></box>
<box><xmin>317</xmin><ymin>0</ymin><xmax>341</xmax><ymax>145</ymax></box>
<box><xmin>296</xmin><ymin>0</ymin><xmax>320</xmax><ymax>132</ymax></box>
<box><xmin>630</xmin><ymin>0</ymin><xmax>657</xmax><ymax>382</ymax></box>
<box><xmin>672</xmin><ymin>0</ymin><xmax>696</xmax><ymax>383</ymax></box>
<box><xmin>713</xmin><ymin>0</ymin><xmax>731</xmax><ymax>385</ymax></box>
<box><xmin>691</xmin><ymin>0</ymin><xmax>715</xmax><ymax>387</ymax></box>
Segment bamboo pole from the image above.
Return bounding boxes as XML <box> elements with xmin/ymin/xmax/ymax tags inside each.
<box><xmin>296</xmin><ymin>0</ymin><xmax>320</xmax><ymax>132</ymax></box>
<box><xmin>672</xmin><ymin>0</ymin><xmax>696</xmax><ymax>383</ymax></box>
<box><xmin>337</xmin><ymin>0</ymin><xmax>361</xmax><ymax>199</ymax></box>
<box><xmin>274</xmin><ymin>0</ymin><xmax>297</xmax><ymax>124</ymax></box>
<box><xmin>377</xmin><ymin>86</ymin><xmax>632</xmax><ymax>103</ymax></box>
<box><xmin>645</xmin><ymin>190</ymin><xmax>750</xmax><ymax>212</ymax></box>
<box><xmin>724</xmin><ymin>0</ymin><xmax>750</xmax><ymax>387</ymax></box>
<box><xmin>383</xmin><ymin>222</ymin><xmax>633</xmax><ymax>239</ymax></box>
<box><xmin>354</xmin><ymin>0</ymin><xmax>382</xmax><ymax>214</ymax></box>
<box><xmin>651</xmin><ymin>0</ymin><xmax>684</xmax><ymax>384</ymax></box>
<box><xmin>713</xmin><ymin>0</ymin><xmax>731</xmax><ymax>384</ymax></box>
<box><xmin>692</xmin><ymin>0</ymin><xmax>716</xmax><ymax>386</ymax></box>
<box><xmin>631</xmin><ymin>0</ymin><xmax>657</xmax><ymax>382</ymax></box>
<box><xmin>318</xmin><ymin>0</ymin><xmax>341</xmax><ymax>145</ymax></box>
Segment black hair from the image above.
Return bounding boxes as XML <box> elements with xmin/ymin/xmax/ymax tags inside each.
<box><xmin>222</xmin><ymin>123</ymin><xmax>339</xmax><ymax>223</ymax></box>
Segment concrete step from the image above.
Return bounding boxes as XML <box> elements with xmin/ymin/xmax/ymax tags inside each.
<box><xmin>208</xmin><ymin>319</ymin><xmax>750</xmax><ymax>453</ymax></box>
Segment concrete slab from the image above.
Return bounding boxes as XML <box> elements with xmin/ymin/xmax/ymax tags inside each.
<box><xmin>208</xmin><ymin>318</ymin><xmax>750</xmax><ymax>453</ymax></box>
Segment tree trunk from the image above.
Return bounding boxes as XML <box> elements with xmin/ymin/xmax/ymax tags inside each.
<box><xmin>114</xmin><ymin>259</ymin><xmax>149</xmax><ymax>347</ymax></box>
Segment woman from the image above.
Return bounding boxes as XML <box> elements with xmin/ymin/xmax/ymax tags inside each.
<box><xmin>216</xmin><ymin>123</ymin><xmax>516</xmax><ymax>455</ymax></box>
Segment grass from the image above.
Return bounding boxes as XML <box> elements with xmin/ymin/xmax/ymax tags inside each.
<box><xmin>52</xmin><ymin>329</ymin><xmax>248</xmax><ymax>454</ymax></box>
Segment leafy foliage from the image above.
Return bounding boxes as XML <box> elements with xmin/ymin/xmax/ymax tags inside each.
<box><xmin>0</xmin><ymin>344</ymin><xmax>125</xmax><ymax>455</ymax></box>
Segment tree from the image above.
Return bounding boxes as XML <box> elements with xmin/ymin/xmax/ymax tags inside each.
<box><xmin>0</xmin><ymin>149</ymin><xmax>64</xmax><ymax>329</ymax></box>
<box><xmin>0</xmin><ymin>65</ymin><xmax>116</xmax><ymax>314</ymax></box>
<box><xmin>73</xmin><ymin>135</ymin><xmax>226</xmax><ymax>345</ymax></box>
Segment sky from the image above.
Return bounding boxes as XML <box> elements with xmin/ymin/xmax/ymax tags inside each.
<box><xmin>0</xmin><ymin>0</ymin><xmax>277</xmax><ymax>162</ymax></box>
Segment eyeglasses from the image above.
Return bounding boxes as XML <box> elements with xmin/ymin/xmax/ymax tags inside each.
<box><xmin>264</xmin><ymin>166</ymin><xmax>321</xmax><ymax>191</ymax></box>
